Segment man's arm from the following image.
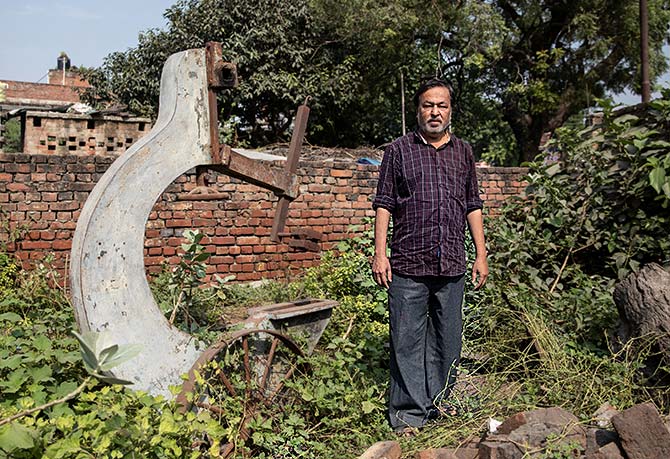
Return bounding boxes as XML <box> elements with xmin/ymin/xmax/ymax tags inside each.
<box><xmin>372</xmin><ymin>207</ymin><xmax>392</xmax><ymax>288</ymax></box>
<box><xmin>466</xmin><ymin>209</ymin><xmax>488</xmax><ymax>289</ymax></box>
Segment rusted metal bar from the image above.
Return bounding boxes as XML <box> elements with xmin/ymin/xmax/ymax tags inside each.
<box><xmin>277</xmin><ymin>228</ymin><xmax>323</xmax><ymax>241</ymax></box>
<box><xmin>271</xmin><ymin>98</ymin><xmax>311</xmax><ymax>242</ymax></box>
<box><xmin>287</xmin><ymin>239</ymin><xmax>320</xmax><ymax>252</ymax></box>
<box><xmin>209</xmin><ymin>149</ymin><xmax>298</xmax><ymax>198</ymax></box>
<box><xmin>206</xmin><ymin>42</ymin><xmax>238</xmax><ymax>164</ymax></box>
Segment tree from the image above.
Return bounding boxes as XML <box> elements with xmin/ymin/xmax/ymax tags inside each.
<box><xmin>83</xmin><ymin>0</ymin><xmax>364</xmax><ymax>146</ymax></box>
<box><xmin>83</xmin><ymin>0</ymin><xmax>670</xmax><ymax>161</ymax></box>
<box><xmin>485</xmin><ymin>0</ymin><xmax>670</xmax><ymax>162</ymax></box>
<box><xmin>83</xmin><ymin>0</ymin><xmax>504</xmax><ymax>148</ymax></box>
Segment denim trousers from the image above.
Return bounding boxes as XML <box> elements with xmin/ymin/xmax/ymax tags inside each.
<box><xmin>387</xmin><ymin>272</ymin><xmax>465</xmax><ymax>429</ymax></box>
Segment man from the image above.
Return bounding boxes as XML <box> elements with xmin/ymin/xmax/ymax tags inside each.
<box><xmin>371</xmin><ymin>78</ymin><xmax>488</xmax><ymax>433</ymax></box>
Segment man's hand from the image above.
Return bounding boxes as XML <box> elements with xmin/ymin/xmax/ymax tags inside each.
<box><xmin>372</xmin><ymin>252</ymin><xmax>392</xmax><ymax>288</ymax></box>
<box><xmin>471</xmin><ymin>256</ymin><xmax>489</xmax><ymax>289</ymax></box>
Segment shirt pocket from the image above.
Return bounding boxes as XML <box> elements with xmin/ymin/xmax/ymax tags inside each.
<box><xmin>398</xmin><ymin>157</ymin><xmax>423</xmax><ymax>198</ymax></box>
<box><xmin>446</xmin><ymin>163</ymin><xmax>468</xmax><ymax>201</ymax></box>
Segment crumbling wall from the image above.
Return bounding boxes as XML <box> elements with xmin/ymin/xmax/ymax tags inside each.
<box><xmin>20</xmin><ymin>112</ymin><xmax>151</xmax><ymax>155</ymax></box>
<box><xmin>0</xmin><ymin>152</ymin><xmax>527</xmax><ymax>282</ymax></box>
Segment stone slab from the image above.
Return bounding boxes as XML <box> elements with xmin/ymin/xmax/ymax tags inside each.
<box><xmin>611</xmin><ymin>403</ymin><xmax>670</xmax><ymax>459</ymax></box>
<box><xmin>359</xmin><ymin>441</ymin><xmax>402</xmax><ymax>459</ymax></box>
<box><xmin>414</xmin><ymin>449</ymin><xmax>459</xmax><ymax>459</ymax></box>
<box><xmin>587</xmin><ymin>441</ymin><xmax>625</xmax><ymax>459</ymax></box>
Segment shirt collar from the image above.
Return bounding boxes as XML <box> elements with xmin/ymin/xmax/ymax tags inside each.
<box><xmin>414</xmin><ymin>130</ymin><xmax>452</xmax><ymax>149</ymax></box>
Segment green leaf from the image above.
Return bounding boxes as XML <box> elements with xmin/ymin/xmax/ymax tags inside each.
<box><xmin>71</xmin><ymin>330</ymin><xmax>100</xmax><ymax>371</ymax></box>
<box><xmin>193</xmin><ymin>252</ymin><xmax>210</xmax><ymax>262</ymax></box>
<box><xmin>361</xmin><ymin>401</ymin><xmax>376</xmax><ymax>414</ymax></box>
<box><xmin>545</xmin><ymin>163</ymin><xmax>561</xmax><ymax>177</ymax></box>
<box><xmin>33</xmin><ymin>335</ymin><xmax>52</xmax><ymax>352</ymax></box>
<box><xmin>28</xmin><ymin>365</ymin><xmax>53</xmax><ymax>384</ymax></box>
<box><xmin>649</xmin><ymin>167</ymin><xmax>666</xmax><ymax>194</ymax></box>
<box><xmin>98</xmin><ymin>344</ymin><xmax>120</xmax><ymax>367</ymax></box>
<box><xmin>1</xmin><ymin>355</ymin><xmax>22</xmax><ymax>370</ymax></box>
<box><xmin>98</xmin><ymin>343</ymin><xmax>143</xmax><ymax>372</ymax></box>
<box><xmin>0</xmin><ymin>423</ymin><xmax>36</xmax><ymax>451</ymax></box>
<box><xmin>91</xmin><ymin>372</ymin><xmax>134</xmax><ymax>386</ymax></box>
<box><xmin>0</xmin><ymin>312</ymin><xmax>22</xmax><ymax>323</ymax></box>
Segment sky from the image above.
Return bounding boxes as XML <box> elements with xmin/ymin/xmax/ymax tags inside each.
<box><xmin>0</xmin><ymin>0</ymin><xmax>667</xmax><ymax>105</ymax></box>
<box><xmin>0</xmin><ymin>0</ymin><xmax>175</xmax><ymax>83</ymax></box>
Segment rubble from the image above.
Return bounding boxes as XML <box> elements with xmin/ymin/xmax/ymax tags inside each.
<box><xmin>358</xmin><ymin>403</ymin><xmax>670</xmax><ymax>459</ymax></box>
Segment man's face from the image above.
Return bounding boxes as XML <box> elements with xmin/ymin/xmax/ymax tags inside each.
<box><xmin>416</xmin><ymin>86</ymin><xmax>451</xmax><ymax>136</ymax></box>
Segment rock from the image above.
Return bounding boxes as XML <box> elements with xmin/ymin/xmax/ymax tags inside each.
<box><xmin>478</xmin><ymin>437</ymin><xmax>520</xmax><ymax>459</ymax></box>
<box><xmin>452</xmin><ymin>446</ymin><xmax>480</xmax><ymax>459</ymax></box>
<box><xmin>479</xmin><ymin>407</ymin><xmax>586</xmax><ymax>459</ymax></box>
<box><xmin>592</xmin><ymin>402</ymin><xmax>619</xmax><ymax>428</ymax></box>
<box><xmin>414</xmin><ymin>449</ymin><xmax>459</xmax><ymax>459</ymax></box>
<box><xmin>614</xmin><ymin>263</ymin><xmax>670</xmax><ymax>356</ymax></box>
<box><xmin>496</xmin><ymin>406</ymin><xmax>580</xmax><ymax>435</ymax></box>
<box><xmin>587</xmin><ymin>441</ymin><xmax>625</xmax><ymax>459</ymax></box>
<box><xmin>359</xmin><ymin>441</ymin><xmax>402</xmax><ymax>459</ymax></box>
<box><xmin>611</xmin><ymin>403</ymin><xmax>670</xmax><ymax>459</ymax></box>
<box><xmin>585</xmin><ymin>427</ymin><xmax>619</xmax><ymax>456</ymax></box>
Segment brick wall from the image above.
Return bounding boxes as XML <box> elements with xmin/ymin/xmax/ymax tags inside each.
<box><xmin>47</xmin><ymin>70</ymin><xmax>90</xmax><ymax>88</ymax></box>
<box><xmin>21</xmin><ymin>111</ymin><xmax>151</xmax><ymax>155</ymax></box>
<box><xmin>0</xmin><ymin>152</ymin><xmax>527</xmax><ymax>283</ymax></box>
<box><xmin>0</xmin><ymin>80</ymin><xmax>85</xmax><ymax>106</ymax></box>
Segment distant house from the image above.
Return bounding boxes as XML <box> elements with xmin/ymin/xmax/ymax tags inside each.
<box><xmin>0</xmin><ymin>52</ymin><xmax>90</xmax><ymax>113</ymax></box>
<box><xmin>0</xmin><ymin>53</ymin><xmax>151</xmax><ymax>154</ymax></box>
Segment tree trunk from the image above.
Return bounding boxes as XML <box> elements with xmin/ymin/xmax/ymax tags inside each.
<box><xmin>613</xmin><ymin>263</ymin><xmax>670</xmax><ymax>358</ymax></box>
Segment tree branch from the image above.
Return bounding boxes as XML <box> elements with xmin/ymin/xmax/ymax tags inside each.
<box><xmin>0</xmin><ymin>377</ymin><xmax>92</xmax><ymax>427</ymax></box>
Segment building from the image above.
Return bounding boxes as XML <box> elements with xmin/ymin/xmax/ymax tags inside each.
<box><xmin>0</xmin><ymin>53</ymin><xmax>90</xmax><ymax>113</ymax></box>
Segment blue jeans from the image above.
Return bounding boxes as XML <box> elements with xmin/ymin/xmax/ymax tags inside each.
<box><xmin>387</xmin><ymin>273</ymin><xmax>465</xmax><ymax>429</ymax></box>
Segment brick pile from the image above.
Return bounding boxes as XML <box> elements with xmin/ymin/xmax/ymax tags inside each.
<box><xmin>0</xmin><ymin>152</ymin><xmax>528</xmax><ymax>283</ymax></box>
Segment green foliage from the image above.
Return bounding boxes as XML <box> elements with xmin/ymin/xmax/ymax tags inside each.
<box><xmin>0</xmin><ymin>309</ymin><xmax>81</xmax><ymax>416</ymax></box>
<box><xmin>84</xmin><ymin>0</ymin><xmax>670</xmax><ymax>165</ymax></box>
<box><xmin>5</xmin><ymin>93</ymin><xmax>670</xmax><ymax>456</ymax></box>
<box><xmin>485</xmin><ymin>0</ymin><xmax>670</xmax><ymax>162</ymax></box>
<box><xmin>71</xmin><ymin>331</ymin><xmax>142</xmax><ymax>385</ymax></box>
<box><xmin>1</xmin><ymin>118</ymin><xmax>21</xmax><ymax>152</ymax></box>
<box><xmin>169</xmin><ymin>229</ymin><xmax>210</xmax><ymax>306</ymax></box>
<box><xmin>0</xmin><ymin>252</ymin><xmax>18</xmax><ymax>296</ymax></box>
<box><xmin>478</xmin><ymin>97</ymin><xmax>670</xmax><ymax>354</ymax></box>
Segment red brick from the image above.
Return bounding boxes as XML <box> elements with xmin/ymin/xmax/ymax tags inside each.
<box><xmin>50</xmin><ymin>201</ymin><xmax>80</xmax><ymax>211</ymax></box>
<box><xmin>52</xmin><ymin>240</ymin><xmax>72</xmax><ymax>250</ymax></box>
<box><xmin>7</xmin><ymin>183</ymin><xmax>30</xmax><ymax>192</ymax></box>
<box><xmin>237</xmin><ymin>236</ymin><xmax>260</xmax><ymax>245</ymax></box>
<box><xmin>166</xmin><ymin>219</ymin><xmax>192</xmax><ymax>228</ymax></box>
<box><xmin>330</xmin><ymin>169</ymin><xmax>353</xmax><ymax>178</ymax></box>
<box><xmin>21</xmin><ymin>240</ymin><xmax>52</xmax><ymax>250</ymax></box>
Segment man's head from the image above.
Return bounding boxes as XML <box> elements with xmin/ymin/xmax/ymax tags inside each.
<box><xmin>414</xmin><ymin>79</ymin><xmax>453</xmax><ymax>139</ymax></box>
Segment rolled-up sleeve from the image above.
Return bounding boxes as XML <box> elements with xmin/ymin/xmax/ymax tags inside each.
<box><xmin>465</xmin><ymin>145</ymin><xmax>483</xmax><ymax>214</ymax></box>
<box><xmin>372</xmin><ymin>145</ymin><xmax>397</xmax><ymax>212</ymax></box>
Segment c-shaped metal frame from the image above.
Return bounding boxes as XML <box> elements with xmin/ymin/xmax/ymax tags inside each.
<box><xmin>70</xmin><ymin>43</ymin><xmax>308</xmax><ymax>397</ymax></box>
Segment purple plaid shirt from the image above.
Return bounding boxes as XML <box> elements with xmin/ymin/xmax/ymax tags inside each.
<box><xmin>373</xmin><ymin>131</ymin><xmax>483</xmax><ymax>277</ymax></box>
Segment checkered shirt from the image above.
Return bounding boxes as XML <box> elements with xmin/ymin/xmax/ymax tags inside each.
<box><xmin>372</xmin><ymin>131</ymin><xmax>483</xmax><ymax>277</ymax></box>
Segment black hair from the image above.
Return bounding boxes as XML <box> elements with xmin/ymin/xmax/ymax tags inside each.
<box><xmin>412</xmin><ymin>78</ymin><xmax>454</xmax><ymax>108</ymax></box>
